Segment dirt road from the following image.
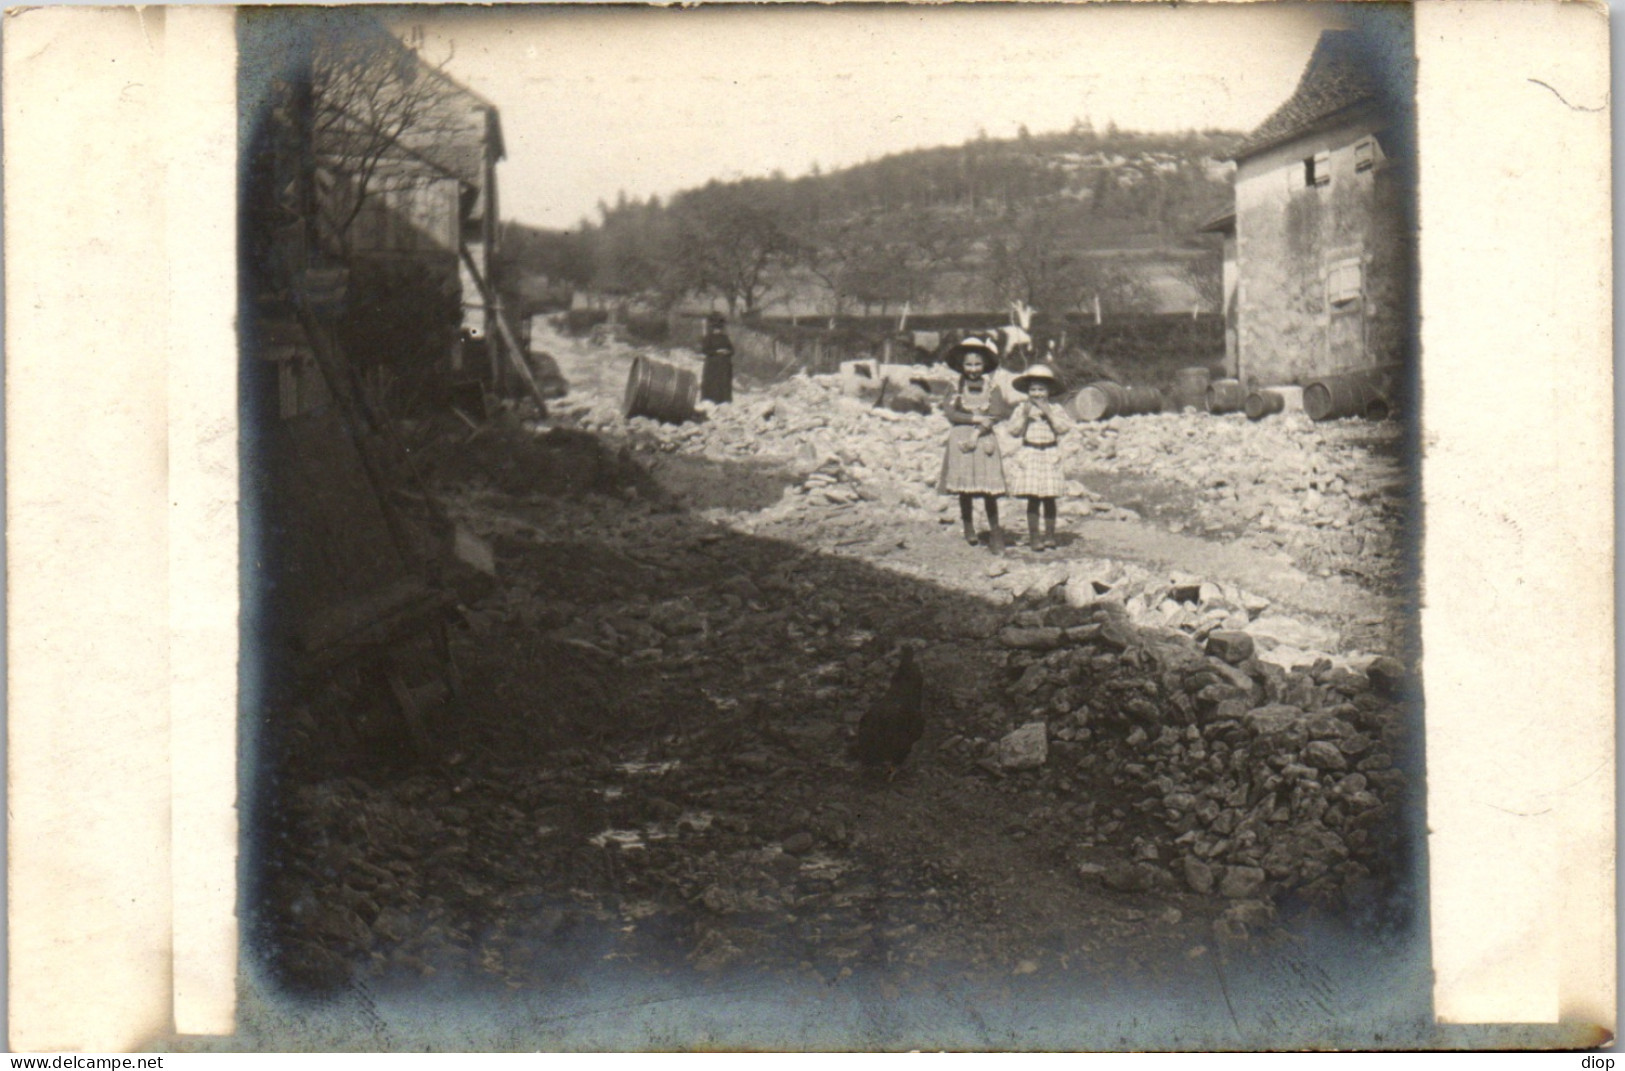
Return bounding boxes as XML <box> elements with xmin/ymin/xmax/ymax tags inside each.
<box><xmin>245</xmin><ymin>323</ymin><xmax>1427</xmax><ymax>1050</ymax></box>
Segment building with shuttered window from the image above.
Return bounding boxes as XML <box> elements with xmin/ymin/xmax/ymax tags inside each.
<box><xmin>1222</xmin><ymin>28</ymin><xmax>1414</xmax><ymax>388</ymax></box>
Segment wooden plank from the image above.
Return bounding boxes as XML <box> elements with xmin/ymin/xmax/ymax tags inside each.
<box><xmin>459</xmin><ymin>243</ymin><xmax>550</xmax><ymax>413</ymax></box>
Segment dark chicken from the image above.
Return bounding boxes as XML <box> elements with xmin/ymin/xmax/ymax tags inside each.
<box><xmin>849</xmin><ymin>646</ymin><xmax>925</xmax><ymax>775</ymax></box>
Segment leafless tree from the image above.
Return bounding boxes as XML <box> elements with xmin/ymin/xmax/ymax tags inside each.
<box><xmin>797</xmin><ymin>209</ymin><xmax>967</xmax><ymax>316</ymax></box>
<box><xmin>310</xmin><ymin>24</ymin><xmax>467</xmax><ymax>255</ymax></box>
<box><xmin>666</xmin><ymin>181</ymin><xmax>797</xmax><ymax>316</ymax></box>
<box><xmin>1174</xmin><ymin>249</ymin><xmax>1225</xmax><ymax>313</ymax></box>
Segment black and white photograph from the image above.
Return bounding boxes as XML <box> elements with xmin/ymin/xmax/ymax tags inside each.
<box><xmin>2</xmin><ymin>0</ymin><xmax>1614</xmax><ymax>1055</ymax></box>
<box><xmin>234</xmin><ymin>3</ymin><xmax>1438</xmax><ymax>1048</ymax></box>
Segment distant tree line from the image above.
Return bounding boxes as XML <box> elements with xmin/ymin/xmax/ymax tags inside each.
<box><xmin>499</xmin><ymin>124</ymin><xmax>1237</xmax><ymax>320</ymax></box>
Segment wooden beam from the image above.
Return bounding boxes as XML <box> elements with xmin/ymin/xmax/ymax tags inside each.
<box><xmin>459</xmin><ymin>243</ymin><xmax>550</xmax><ymax>414</ymax></box>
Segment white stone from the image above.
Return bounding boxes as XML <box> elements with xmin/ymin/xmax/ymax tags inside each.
<box><xmin>997</xmin><ymin>722</ymin><xmax>1049</xmax><ymax>770</ymax></box>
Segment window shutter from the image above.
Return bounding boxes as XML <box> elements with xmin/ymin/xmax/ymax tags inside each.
<box><xmin>1328</xmin><ymin>260</ymin><xmax>1363</xmax><ymax>307</ymax></box>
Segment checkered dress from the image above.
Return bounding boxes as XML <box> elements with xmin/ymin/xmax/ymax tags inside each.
<box><xmin>1005</xmin><ymin>401</ymin><xmax>1073</xmax><ymax>498</ymax></box>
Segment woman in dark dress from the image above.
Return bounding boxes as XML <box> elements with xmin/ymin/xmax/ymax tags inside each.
<box><xmin>700</xmin><ymin>313</ymin><xmax>735</xmax><ymax>404</ymax></box>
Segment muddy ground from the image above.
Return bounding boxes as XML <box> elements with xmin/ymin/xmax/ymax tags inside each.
<box><xmin>239</xmin><ymin>324</ymin><xmax>1429</xmax><ymax>1050</ymax></box>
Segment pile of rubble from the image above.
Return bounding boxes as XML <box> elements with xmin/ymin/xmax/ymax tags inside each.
<box><xmin>550</xmin><ymin>365</ymin><xmax>1405</xmax><ymax>584</ymax></box>
<box><xmin>1073</xmin><ymin>409</ymin><xmax>1408</xmax><ymax>585</ymax></box>
<box><xmin>962</xmin><ymin>574</ymin><xmax>1412</xmax><ymax>928</ymax></box>
<box><xmin>552</xmin><ymin>369</ymin><xmax>1128</xmax><ymax>521</ymax></box>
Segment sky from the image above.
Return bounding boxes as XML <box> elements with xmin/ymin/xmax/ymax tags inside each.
<box><xmin>397</xmin><ymin>4</ymin><xmax>1349</xmax><ymax>231</ymax></box>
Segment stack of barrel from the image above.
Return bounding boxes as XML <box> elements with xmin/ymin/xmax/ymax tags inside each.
<box><xmin>1068</xmin><ymin>381</ymin><xmax>1164</xmax><ymax>421</ymax></box>
<box><xmin>1244</xmin><ymin>386</ymin><xmax>1301</xmax><ymax>421</ymax></box>
<box><xmin>1302</xmin><ymin>369</ymin><xmax>1393</xmax><ymax>421</ymax></box>
<box><xmin>1205</xmin><ymin>378</ymin><xmax>1246</xmax><ymax>415</ymax></box>
<box><xmin>1213</xmin><ymin>367</ymin><xmax>1397</xmax><ymax>423</ymax></box>
<box><xmin>624</xmin><ymin>356</ymin><xmax>699</xmax><ymax>424</ymax></box>
<box><xmin>1173</xmin><ymin>367</ymin><xmax>1212</xmax><ymax>412</ymax></box>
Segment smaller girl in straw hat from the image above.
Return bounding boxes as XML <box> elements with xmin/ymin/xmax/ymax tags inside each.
<box><xmin>1005</xmin><ymin>363</ymin><xmax>1076</xmax><ymax>552</ymax></box>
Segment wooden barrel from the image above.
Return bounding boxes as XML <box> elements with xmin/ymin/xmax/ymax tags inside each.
<box><xmin>1174</xmin><ymin>366</ymin><xmax>1213</xmax><ymax>411</ymax></box>
<box><xmin>1205</xmin><ymin>378</ymin><xmax>1245</xmax><ymax>414</ymax></box>
<box><xmin>1303</xmin><ymin>371</ymin><xmax>1386</xmax><ymax>422</ymax></box>
<box><xmin>1125</xmin><ymin>385</ymin><xmax>1166</xmax><ymax>415</ymax></box>
<box><xmin>623</xmin><ymin>356</ymin><xmax>698</xmax><ymax>424</ymax></box>
<box><xmin>1069</xmin><ymin>382</ymin><xmax>1165</xmax><ymax>421</ymax></box>
<box><xmin>1244</xmin><ymin>389</ymin><xmax>1287</xmax><ymax>421</ymax></box>
<box><xmin>1069</xmin><ymin>382</ymin><xmax>1125</xmax><ymax>421</ymax></box>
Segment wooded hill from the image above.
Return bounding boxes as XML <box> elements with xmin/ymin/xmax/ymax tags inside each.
<box><xmin>500</xmin><ymin>123</ymin><xmax>1240</xmax><ymax>320</ymax></box>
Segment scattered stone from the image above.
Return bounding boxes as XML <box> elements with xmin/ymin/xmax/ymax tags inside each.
<box><xmin>1183</xmin><ymin>857</ymin><xmax>1215</xmax><ymax>894</ymax></box>
<box><xmin>1062</xmin><ymin>624</ymin><xmax>1103</xmax><ymax>645</ymax></box>
<box><xmin>1244</xmin><ymin>704</ymin><xmax>1304</xmax><ymax>736</ymax></box>
<box><xmin>1238</xmin><ymin>590</ymin><xmax>1272</xmax><ymax>617</ymax></box>
<box><xmin>1219</xmin><ymin>865</ymin><xmax>1267</xmax><ymax>899</ymax></box>
<box><xmin>1096</xmin><ymin>620</ymin><xmax>1138</xmax><ymax>652</ymax></box>
<box><xmin>453</xmin><ymin>526</ymin><xmax>496</xmax><ymax>576</ymax></box>
<box><xmin>690</xmin><ymin>927</ymin><xmax>744</xmax><ymax>972</ymax></box>
<box><xmin>1205</xmin><ymin>630</ymin><xmax>1256</xmax><ymax>665</ymax></box>
<box><xmin>718</xmin><ymin>575</ymin><xmax>762</xmax><ymax>601</ymax></box>
<box><xmin>1101</xmin><ymin>862</ymin><xmax>1167</xmax><ymax>893</ymax></box>
<box><xmin>1365</xmin><ymin>656</ymin><xmax>1408</xmax><ymax>698</ymax></box>
<box><xmin>1041</xmin><ymin>604</ymin><xmax>1094</xmax><ymax>630</ymax></box>
<box><xmin>1169</xmin><ymin>582</ymin><xmax>1202</xmax><ymax>605</ymax></box>
<box><xmin>1322</xmin><ymin>666</ymin><xmax>1369</xmax><ymax>695</ymax></box>
<box><xmin>1224</xmin><ymin>899</ymin><xmax>1275</xmax><ymax>928</ymax></box>
<box><xmin>1303</xmin><ymin>740</ymin><xmax>1349</xmax><ymax>771</ymax></box>
<box><xmin>999</xmin><ymin>627</ymin><xmax>1064</xmax><ymax>651</ymax></box>
<box><xmin>997</xmin><ymin>722</ymin><xmax>1049</xmax><ymax>770</ymax></box>
<box><xmin>1338</xmin><ymin>732</ymin><xmax>1374</xmax><ymax>756</ymax></box>
<box><xmin>1245</xmin><ymin>615</ymin><xmax>1339</xmax><ymax>653</ymax></box>
<box><xmin>702</xmin><ymin>886</ymin><xmax>739</xmax><ymax>914</ymax></box>
<box><xmin>782</xmin><ymin>832</ymin><xmax>816</xmax><ymax>855</ymax></box>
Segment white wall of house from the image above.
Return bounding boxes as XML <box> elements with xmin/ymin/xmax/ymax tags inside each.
<box><xmin>1233</xmin><ymin>102</ymin><xmax>1406</xmax><ymax>387</ymax></box>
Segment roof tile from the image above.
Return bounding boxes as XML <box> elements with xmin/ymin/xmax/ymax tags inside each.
<box><xmin>1231</xmin><ymin>31</ymin><xmax>1381</xmax><ymax>161</ymax></box>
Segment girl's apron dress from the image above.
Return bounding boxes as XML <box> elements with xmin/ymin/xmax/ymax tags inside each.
<box><xmin>937</xmin><ymin>379</ymin><xmax>1009</xmax><ymax>496</ymax></box>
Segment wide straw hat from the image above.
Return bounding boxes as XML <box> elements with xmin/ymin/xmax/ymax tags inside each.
<box><xmin>1011</xmin><ymin>363</ymin><xmax>1065</xmax><ymax>395</ymax></box>
<box><xmin>945</xmin><ymin>335</ymin><xmax>1001</xmax><ymax>374</ymax></box>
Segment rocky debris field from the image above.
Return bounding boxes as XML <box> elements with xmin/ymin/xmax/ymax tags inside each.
<box><xmin>255</xmin><ymin>322</ymin><xmax>1423</xmax><ymax>1033</ymax></box>
<box><xmin>1078</xmin><ymin>411</ymin><xmax>1409</xmax><ymax>594</ymax></box>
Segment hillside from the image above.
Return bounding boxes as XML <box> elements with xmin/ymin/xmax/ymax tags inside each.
<box><xmin>500</xmin><ymin>124</ymin><xmax>1240</xmax><ymax>319</ymax></box>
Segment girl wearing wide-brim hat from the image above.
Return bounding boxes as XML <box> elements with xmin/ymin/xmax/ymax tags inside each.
<box><xmin>1005</xmin><ymin>363</ymin><xmax>1076</xmax><ymax>551</ymax></box>
<box><xmin>937</xmin><ymin>336</ymin><xmax>1012</xmax><ymax>553</ymax></box>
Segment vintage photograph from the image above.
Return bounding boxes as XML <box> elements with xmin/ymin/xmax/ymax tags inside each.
<box><xmin>237</xmin><ymin>2</ymin><xmax>1428</xmax><ymax>1048</ymax></box>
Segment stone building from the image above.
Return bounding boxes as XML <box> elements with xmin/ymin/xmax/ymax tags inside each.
<box><xmin>1226</xmin><ymin>30</ymin><xmax>1413</xmax><ymax>387</ymax></box>
<box><xmin>1199</xmin><ymin>207</ymin><xmax>1238</xmax><ymax>376</ymax></box>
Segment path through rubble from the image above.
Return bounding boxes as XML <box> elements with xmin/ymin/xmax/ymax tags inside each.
<box><xmin>248</xmin><ymin>320</ymin><xmax>1428</xmax><ymax>1050</ymax></box>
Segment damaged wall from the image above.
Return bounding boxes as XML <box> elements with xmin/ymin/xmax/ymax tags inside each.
<box><xmin>1234</xmin><ymin>104</ymin><xmax>1411</xmax><ymax>387</ymax></box>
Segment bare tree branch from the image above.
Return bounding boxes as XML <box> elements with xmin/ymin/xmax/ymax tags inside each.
<box><xmin>310</xmin><ymin>25</ymin><xmax>472</xmax><ymax>254</ymax></box>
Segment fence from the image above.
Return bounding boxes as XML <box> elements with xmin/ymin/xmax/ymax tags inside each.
<box><xmin>571</xmin><ymin>308</ymin><xmax>1225</xmax><ymax>392</ymax></box>
<box><xmin>728</xmin><ymin>323</ymin><xmax>878</xmax><ymax>382</ymax></box>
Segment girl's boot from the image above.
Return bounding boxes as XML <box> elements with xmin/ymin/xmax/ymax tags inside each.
<box><xmin>985</xmin><ymin>499</ymin><xmax>1004</xmax><ymax>555</ymax></box>
<box><xmin>1027</xmin><ymin>502</ymin><xmax>1044</xmax><ymax>551</ymax></box>
<box><xmin>960</xmin><ymin>497</ymin><xmax>978</xmax><ymax>545</ymax></box>
<box><xmin>1044</xmin><ymin>502</ymin><xmax>1058</xmax><ymax>550</ymax></box>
